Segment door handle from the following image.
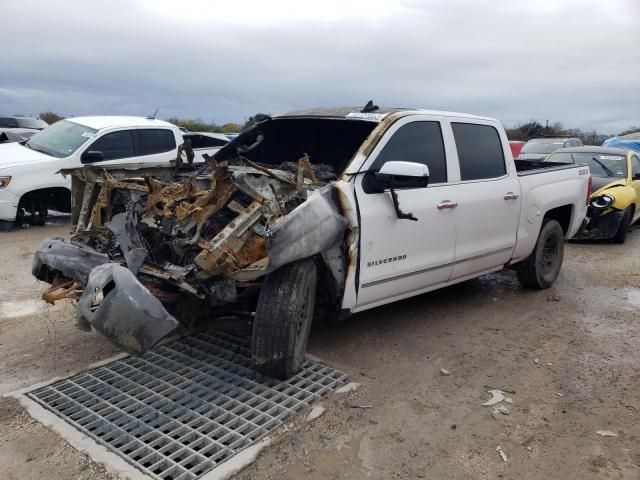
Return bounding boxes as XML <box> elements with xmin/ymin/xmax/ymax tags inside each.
<box><xmin>437</xmin><ymin>200</ymin><xmax>458</xmax><ymax>210</ymax></box>
<box><xmin>504</xmin><ymin>192</ymin><xmax>519</xmax><ymax>200</ymax></box>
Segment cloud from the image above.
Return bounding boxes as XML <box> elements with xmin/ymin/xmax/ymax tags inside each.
<box><xmin>0</xmin><ymin>0</ymin><xmax>638</xmax><ymax>133</ymax></box>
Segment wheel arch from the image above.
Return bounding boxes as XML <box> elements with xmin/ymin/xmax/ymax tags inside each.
<box><xmin>18</xmin><ymin>186</ymin><xmax>72</xmax><ymax>213</ymax></box>
<box><xmin>543</xmin><ymin>204</ymin><xmax>573</xmax><ymax>236</ymax></box>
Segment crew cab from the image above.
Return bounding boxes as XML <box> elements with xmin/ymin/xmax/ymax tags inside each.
<box><xmin>0</xmin><ymin>116</ymin><xmax>219</xmax><ymax>231</ymax></box>
<box><xmin>32</xmin><ymin>106</ymin><xmax>591</xmax><ymax>379</ymax></box>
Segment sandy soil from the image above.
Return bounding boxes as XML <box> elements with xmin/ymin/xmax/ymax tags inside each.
<box><xmin>1</xmin><ymin>220</ymin><xmax>639</xmax><ymax>480</ymax></box>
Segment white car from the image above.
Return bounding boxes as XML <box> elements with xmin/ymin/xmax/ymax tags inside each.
<box><xmin>0</xmin><ymin>116</ymin><xmax>218</xmax><ymax>230</ymax></box>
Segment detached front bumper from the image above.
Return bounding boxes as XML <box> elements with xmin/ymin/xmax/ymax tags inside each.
<box><xmin>32</xmin><ymin>239</ymin><xmax>180</xmax><ymax>355</ymax></box>
<box><xmin>77</xmin><ymin>264</ymin><xmax>180</xmax><ymax>355</ymax></box>
<box><xmin>574</xmin><ymin>210</ymin><xmax>624</xmax><ymax>240</ymax></box>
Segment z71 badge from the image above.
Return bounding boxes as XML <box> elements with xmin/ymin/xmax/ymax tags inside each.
<box><xmin>367</xmin><ymin>255</ymin><xmax>407</xmax><ymax>267</ymax></box>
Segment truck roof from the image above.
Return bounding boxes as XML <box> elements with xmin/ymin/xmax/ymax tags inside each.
<box><xmin>278</xmin><ymin>106</ymin><xmax>497</xmax><ymax>123</ymax></box>
<box><xmin>67</xmin><ymin>116</ymin><xmax>174</xmax><ymax>130</ymax></box>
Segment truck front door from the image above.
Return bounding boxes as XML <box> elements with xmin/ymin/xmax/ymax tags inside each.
<box><xmin>353</xmin><ymin>117</ymin><xmax>459</xmax><ymax>311</ymax></box>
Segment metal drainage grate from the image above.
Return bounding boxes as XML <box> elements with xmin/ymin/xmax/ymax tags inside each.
<box><xmin>28</xmin><ymin>331</ymin><xmax>349</xmax><ymax>480</ymax></box>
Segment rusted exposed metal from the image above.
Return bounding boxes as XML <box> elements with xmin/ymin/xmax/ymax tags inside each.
<box><xmin>296</xmin><ymin>153</ymin><xmax>318</xmax><ymax>188</ymax></box>
<box><xmin>42</xmin><ymin>275</ymin><xmax>82</xmax><ymax>304</ymax></box>
<box><xmin>174</xmin><ymin>137</ymin><xmax>194</xmax><ymax>171</ymax></box>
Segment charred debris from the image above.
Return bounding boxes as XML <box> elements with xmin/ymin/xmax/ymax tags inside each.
<box><xmin>33</xmin><ymin>118</ymin><xmax>374</xmax><ymax>354</ymax></box>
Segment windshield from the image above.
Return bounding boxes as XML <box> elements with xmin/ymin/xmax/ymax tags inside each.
<box><xmin>521</xmin><ymin>140</ymin><xmax>565</xmax><ymax>154</ymax></box>
<box><xmin>25</xmin><ymin>120</ymin><xmax>97</xmax><ymax>158</ymax></box>
<box><xmin>546</xmin><ymin>151</ymin><xmax>627</xmax><ymax>177</ymax></box>
<box><xmin>575</xmin><ymin>153</ymin><xmax>627</xmax><ymax>178</ymax></box>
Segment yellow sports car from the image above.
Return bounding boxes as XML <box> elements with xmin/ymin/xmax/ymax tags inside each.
<box><xmin>544</xmin><ymin>146</ymin><xmax>640</xmax><ymax>243</ymax></box>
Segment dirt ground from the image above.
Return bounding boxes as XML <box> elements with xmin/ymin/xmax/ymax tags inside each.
<box><xmin>1</xmin><ymin>219</ymin><xmax>639</xmax><ymax>480</ymax></box>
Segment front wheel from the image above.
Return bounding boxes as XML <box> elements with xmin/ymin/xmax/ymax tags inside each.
<box><xmin>612</xmin><ymin>207</ymin><xmax>632</xmax><ymax>244</ymax></box>
<box><xmin>252</xmin><ymin>259</ymin><xmax>317</xmax><ymax>379</ymax></box>
<box><xmin>516</xmin><ymin>219</ymin><xmax>565</xmax><ymax>289</ymax></box>
<box><xmin>17</xmin><ymin>196</ymin><xmax>47</xmax><ymax>226</ymax></box>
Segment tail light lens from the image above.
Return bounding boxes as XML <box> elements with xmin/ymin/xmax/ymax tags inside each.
<box><xmin>586</xmin><ymin>175</ymin><xmax>592</xmax><ymax>206</ymax></box>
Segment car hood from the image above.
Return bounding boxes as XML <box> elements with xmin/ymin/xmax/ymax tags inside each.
<box><xmin>591</xmin><ymin>177</ymin><xmax>627</xmax><ymax>195</ymax></box>
<box><xmin>0</xmin><ymin>141</ymin><xmax>54</xmax><ymax>169</ymax></box>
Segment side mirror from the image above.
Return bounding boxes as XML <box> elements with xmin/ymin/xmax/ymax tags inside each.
<box><xmin>82</xmin><ymin>150</ymin><xmax>104</xmax><ymax>163</ymax></box>
<box><xmin>373</xmin><ymin>161</ymin><xmax>430</xmax><ymax>191</ymax></box>
<box><xmin>369</xmin><ymin>161</ymin><xmax>430</xmax><ymax>222</ymax></box>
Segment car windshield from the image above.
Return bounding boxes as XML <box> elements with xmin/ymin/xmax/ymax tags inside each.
<box><xmin>573</xmin><ymin>153</ymin><xmax>627</xmax><ymax>178</ymax></box>
<box><xmin>25</xmin><ymin>120</ymin><xmax>97</xmax><ymax>158</ymax></box>
<box><xmin>521</xmin><ymin>140</ymin><xmax>565</xmax><ymax>154</ymax></box>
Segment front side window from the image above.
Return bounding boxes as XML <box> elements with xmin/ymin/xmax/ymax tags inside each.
<box><xmin>452</xmin><ymin>123</ymin><xmax>506</xmax><ymax>181</ymax></box>
<box><xmin>89</xmin><ymin>130</ymin><xmax>135</xmax><ymax>161</ymax></box>
<box><xmin>26</xmin><ymin>120</ymin><xmax>97</xmax><ymax>158</ymax></box>
<box><xmin>631</xmin><ymin>155</ymin><xmax>640</xmax><ymax>177</ymax></box>
<box><xmin>371</xmin><ymin>121</ymin><xmax>447</xmax><ymax>183</ymax></box>
<box><xmin>138</xmin><ymin>129</ymin><xmax>176</xmax><ymax>155</ymax></box>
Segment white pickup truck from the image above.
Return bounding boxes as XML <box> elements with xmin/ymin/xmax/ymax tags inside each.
<box><xmin>0</xmin><ymin>116</ymin><xmax>226</xmax><ymax>230</ymax></box>
<box><xmin>32</xmin><ymin>106</ymin><xmax>591</xmax><ymax>379</ymax></box>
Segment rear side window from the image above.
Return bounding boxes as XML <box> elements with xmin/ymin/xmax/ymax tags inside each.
<box><xmin>452</xmin><ymin>123</ymin><xmax>506</xmax><ymax>181</ymax></box>
<box><xmin>186</xmin><ymin>134</ymin><xmax>228</xmax><ymax>149</ymax></box>
<box><xmin>546</xmin><ymin>152</ymin><xmax>574</xmax><ymax>164</ymax></box>
<box><xmin>138</xmin><ymin>129</ymin><xmax>176</xmax><ymax>155</ymax></box>
<box><xmin>371</xmin><ymin>121</ymin><xmax>447</xmax><ymax>183</ymax></box>
<box><xmin>89</xmin><ymin>130</ymin><xmax>135</xmax><ymax>160</ymax></box>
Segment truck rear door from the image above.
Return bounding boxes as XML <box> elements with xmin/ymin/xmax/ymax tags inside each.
<box><xmin>447</xmin><ymin>121</ymin><xmax>520</xmax><ymax>280</ymax></box>
<box><xmin>353</xmin><ymin>115</ymin><xmax>460</xmax><ymax>310</ymax></box>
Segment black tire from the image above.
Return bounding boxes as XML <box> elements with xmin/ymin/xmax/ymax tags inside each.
<box><xmin>516</xmin><ymin>219</ymin><xmax>565</xmax><ymax>290</ymax></box>
<box><xmin>16</xmin><ymin>197</ymin><xmax>47</xmax><ymax>227</ymax></box>
<box><xmin>612</xmin><ymin>208</ymin><xmax>632</xmax><ymax>244</ymax></box>
<box><xmin>252</xmin><ymin>259</ymin><xmax>317</xmax><ymax>379</ymax></box>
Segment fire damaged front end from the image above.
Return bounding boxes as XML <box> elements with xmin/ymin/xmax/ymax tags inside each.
<box><xmin>32</xmin><ymin>153</ymin><xmax>350</xmax><ymax>355</ymax></box>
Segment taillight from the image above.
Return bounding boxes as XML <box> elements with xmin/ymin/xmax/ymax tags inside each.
<box><xmin>586</xmin><ymin>175</ymin><xmax>592</xmax><ymax>206</ymax></box>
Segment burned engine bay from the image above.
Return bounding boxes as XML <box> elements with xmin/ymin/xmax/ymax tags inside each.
<box><xmin>31</xmin><ymin>120</ymin><xmax>365</xmax><ymax>355</ymax></box>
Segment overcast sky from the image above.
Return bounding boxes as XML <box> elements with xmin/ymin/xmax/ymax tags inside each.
<box><xmin>1</xmin><ymin>0</ymin><xmax>638</xmax><ymax>133</ymax></box>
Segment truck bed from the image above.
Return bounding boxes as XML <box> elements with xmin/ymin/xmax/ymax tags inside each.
<box><xmin>515</xmin><ymin>159</ymin><xmax>579</xmax><ymax>176</ymax></box>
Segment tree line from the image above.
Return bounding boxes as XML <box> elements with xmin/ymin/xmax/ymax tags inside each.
<box><xmin>18</xmin><ymin>111</ymin><xmax>640</xmax><ymax>145</ymax></box>
<box><xmin>505</xmin><ymin>121</ymin><xmax>602</xmax><ymax>145</ymax></box>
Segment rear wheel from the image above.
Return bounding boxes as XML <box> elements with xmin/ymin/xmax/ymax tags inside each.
<box><xmin>252</xmin><ymin>259</ymin><xmax>317</xmax><ymax>379</ymax></box>
<box><xmin>612</xmin><ymin>207</ymin><xmax>632</xmax><ymax>244</ymax></box>
<box><xmin>516</xmin><ymin>219</ymin><xmax>564</xmax><ymax>289</ymax></box>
